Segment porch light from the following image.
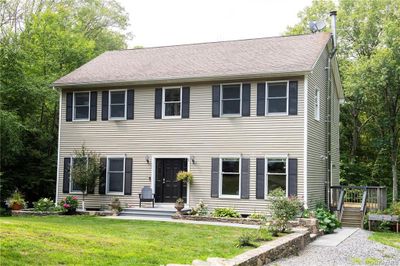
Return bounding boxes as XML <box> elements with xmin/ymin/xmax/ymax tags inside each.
<box><xmin>190</xmin><ymin>156</ymin><xmax>196</xmax><ymax>165</ymax></box>
<box><xmin>145</xmin><ymin>155</ymin><xmax>150</xmax><ymax>164</ymax></box>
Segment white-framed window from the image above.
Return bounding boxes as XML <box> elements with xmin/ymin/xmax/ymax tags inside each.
<box><xmin>219</xmin><ymin>157</ymin><xmax>241</xmax><ymax>198</ymax></box>
<box><xmin>221</xmin><ymin>83</ymin><xmax>242</xmax><ymax>116</ymax></box>
<box><xmin>266</xmin><ymin>81</ymin><xmax>289</xmax><ymax>115</ymax></box>
<box><xmin>314</xmin><ymin>88</ymin><xmax>320</xmax><ymax>121</ymax></box>
<box><xmin>162</xmin><ymin>87</ymin><xmax>182</xmax><ymax>118</ymax></box>
<box><xmin>73</xmin><ymin>92</ymin><xmax>90</xmax><ymax>121</ymax></box>
<box><xmin>109</xmin><ymin>90</ymin><xmax>127</xmax><ymax>119</ymax></box>
<box><xmin>106</xmin><ymin>157</ymin><xmax>125</xmax><ymax>195</ymax></box>
<box><xmin>265</xmin><ymin>157</ymin><xmax>288</xmax><ymax>197</ymax></box>
<box><xmin>70</xmin><ymin>157</ymin><xmax>88</xmax><ymax>193</ymax></box>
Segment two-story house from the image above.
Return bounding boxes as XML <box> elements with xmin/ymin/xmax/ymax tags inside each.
<box><xmin>53</xmin><ymin>31</ymin><xmax>343</xmax><ymax>214</ymax></box>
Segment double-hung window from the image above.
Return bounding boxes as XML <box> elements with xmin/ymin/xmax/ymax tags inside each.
<box><xmin>266</xmin><ymin>82</ymin><xmax>288</xmax><ymax>114</ymax></box>
<box><xmin>163</xmin><ymin>87</ymin><xmax>181</xmax><ymax>118</ymax></box>
<box><xmin>73</xmin><ymin>92</ymin><xmax>90</xmax><ymax>120</ymax></box>
<box><xmin>220</xmin><ymin>157</ymin><xmax>241</xmax><ymax>198</ymax></box>
<box><xmin>314</xmin><ymin>88</ymin><xmax>320</xmax><ymax>121</ymax></box>
<box><xmin>109</xmin><ymin>90</ymin><xmax>126</xmax><ymax>119</ymax></box>
<box><xmin>107</xmin><ymin>157</ymin><xmax>125</xmax><ymax>194</ymax></box>
<box><xmin>266</xmin><ymin>158</ymin><xmax>287</xmax><ymax>196</ymax></box>
<box><xmin>70</xmin><ymin>157</ymin><xmax>88</xmax><ymax>193</ymax></box>
<box><xmin>221</xmin><ymin>84</ymin><xmax>241</xmax><ymax>116</ymax></box>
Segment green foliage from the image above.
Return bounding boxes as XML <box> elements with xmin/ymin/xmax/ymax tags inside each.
<box><xmin>389</xmin><ymin>202</ymin><xmax>400</xmax><ymax>215</ymax></box>
<box><xmin>190</xmin><ymin>200</ymin><xmax>209</xmax><ymax>216</ymax></box>
<box><xmin>269</xmin><ymin>188</ymin><xmax>303</xmax><ymax>232</ymax></box>
<box><xmin>248</xmin><ymin>212</ymin><xmax>266</xmax><ymax>220</ymax></box>
<box><xmin>315</xmin><ymin>208</ymin><xmax>341</xmax><ymax>234</ymax></box>
<box><xmin>0</xmin><ymin>0</ymin><xmax>130</xmax><ymax>205</ymax></box>
<box><xmin>6</xmin><ymin>190</ymin><xmax>26</xmax><ymax>209</ymax></box>
<box><xmin>212</xmin><ymin>208</ymin><xmax>241</xmax><ymax>218</ymax></box>
<box><xmin>301</xmin><ymin>209</ymin><xmax>314</xmax><ymax>218</ymax></box>
<box><xmin>254</xmin><ymin>226</ymin><xmax>273</xmax><ymax>241</ymax></box>
<box><xmin>176</xmin><ymin>171</ymin><xmax>193</xmax><ymax>184</ymax></box>
<box><xmin>33</xmin><ymin>198</ymin><xmax>56</xmax><ymax>211</ymax></box>
<box><xmin>110</xmin><ymin>198</ymin><xmax>122</xmax><ymax>212</ymax></box>
<box><xmin>60</xmin><ymin>196</ymin><xmax>78</xmax><ymax>214</ymax></box>
<box><xmin>235</xmin><ymin>232</ymin><xmax>256</xmax><ymax>248</ymax></box>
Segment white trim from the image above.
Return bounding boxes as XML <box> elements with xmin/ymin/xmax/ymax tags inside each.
<box><xmin>55</xmin><ymin>90</ymin><xmax>62</xmax><ymax>203</ymax></box>
<box><xmin>106</xmin><ymin>155</ymin><xmax>126</xmax><ymax>195</ymax></box>
<box><xmin>265</xmin><ymin>80</ymin><xmax>289</xmax><ymax>116</ymax></box>
<box><xmin>72</xmin><ymin>91</ymin><xmax>90</xmax><ymax>121</ymax></box>
<box><xmin>162</xmin><ymin>86</ymin><xmax>182</xmax><ymax>119</ymax></box>
<box><xmin>108</xmin><ymin>89</ymin><xmax>127</xmax><ymax>120</ymax></box>
<box><xmin>218</xmin><ymin>155</ymin><xmax>241</xmax><ymax>199</ymax></box>
<box><xmin>314</xmin><ymin>87</ymin><xmax>320</xmax><ymax>121</ymax></box>
<box><xmin>304</xmin><ymin>75</ymin><xmax>309</xmax><ymax>208</ymax></box>
<box><xmin>151</xmin><ymin>155</ymin><xmax>191</xmax><ymax>205</ymax></box>
<box><xmin>265</xmin><ymin>155</ymin><xmax>289</xmax><ymax>198</ymax></box>
<box><xmin>220</xmin><ymin>83</ymin><xmax>242</xmax><ymax>117</ymax></box>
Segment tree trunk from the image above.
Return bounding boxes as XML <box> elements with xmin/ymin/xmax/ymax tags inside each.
<box><xmin>391</xmin><ymin>136</ymin><xmax>398</xmax><ymax>203</ymax></box>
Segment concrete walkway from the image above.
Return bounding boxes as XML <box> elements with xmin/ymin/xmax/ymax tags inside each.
<box><xmin>103</xmin><ymin>215</ymin><xmax>260</xmax><ymax>228</ymax></box>
<box><xmin>310</xmin><ymin>227</ymin><xmax>359</xmax><ymax>247</ymax></box>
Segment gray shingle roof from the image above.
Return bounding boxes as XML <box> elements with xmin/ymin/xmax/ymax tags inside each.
<box><xmin>53</xmin><ymin>32</ymin><xmax>331</xmax><ymax>87</ymax></box>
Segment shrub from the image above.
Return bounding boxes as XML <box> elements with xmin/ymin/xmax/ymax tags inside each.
<box><xmin>266</xmin><ymin>220</ymin><xmax>281</xmax><ymax>237</ymax></box>
<box><xmin>60</xmin><ymin>196</ymin><xmax>78</xmax><ymax>214</ymax></box>
<box><xmin>176</xmin><ymin>171</ymin><xmax>193</xmax><ymax>184</ymax></box>
<box><xmin>315</xmin><ymin>207</ymin><xmax>341</xmax><ymax>234</ymax></box>
<box><xmin>389</xmin><ymin>201</ymin><xmax>400</xmax><ymax>215</ymax></box>
<box><xmin>269</xmin><ymin>188</ymin><xmax>303</xmax><ymax>232</ymax></box>
<box><xmin>254</xmin><ymin>226</ymin><xmax>273</xmax><ymax>241</ymax></box>
<box><xmin>190</xmin><ymin>200</ymin><xmax>209</xmax><ymax>216</ymax></box>
<box><xmin>212</xmin><ymin>207</ymin><xmax>241</xmax><ymax>218</ymax></box>
<box><xmin>110</xmin><ymin>198</ymin><xmax>122</xmax><ymax>212</ymax></box>
<box><xmin>34</xmin><ymin>198</ymin><xmax>56</xmax><ymax>211</ymax></box>
<box><xmin>248</xmin><ymin>212</ymin><xmax>266</xmax><ymax>220</ymax></box>
<box><xmin>301</xmin><ymin>208</ymin><xmax>314</xmax><ymax>218</ymax></box>
<box><xmin>235</xmin><ymin>232</ymin><xmax>256</xmax><ymax>247</ymax></box>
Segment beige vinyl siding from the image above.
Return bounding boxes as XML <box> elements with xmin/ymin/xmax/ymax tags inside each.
<box><xmin>57</xmin><ymin>78</ymin><xmax>304</xmax><ymax>213</ymax></box>
<box><xmin>307</xmin><ymin>48</ymin><xmax>328</xmax><ymax>209</ymax></box>
<box><xmin>306</xmin><ymin>47</ymin><xmax>341</xmax><ymax>208</ymax></box>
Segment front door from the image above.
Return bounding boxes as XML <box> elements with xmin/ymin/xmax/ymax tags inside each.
<box><xmin>155</xmin><ymin>158</ymin><xmax>187</xmax><ymax>203</ymax></box>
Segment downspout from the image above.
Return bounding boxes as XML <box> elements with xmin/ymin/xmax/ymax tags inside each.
<box><xmin>326</xmin><ymin>11</ymin><xmax>337</xmax><ymax>208</ymax></box>
<box><xmin>54</xmin><ymin>86</ymin><xmax>62</xmax><ymax>204</ymax></box>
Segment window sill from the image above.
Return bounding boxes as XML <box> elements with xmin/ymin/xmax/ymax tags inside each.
<box><xmin>266</xmin><ymin>112</ymin><xmax>288</xmax><ymax>116</ymax></box>
<box><xmin>106</xmin><ymin>192</ymin><xmax>124</xmax><ymax>196</ymax></box>
<box><xmin>220</xmin><ymin>114</ymin><xmax>242</xmax><ymax>118</ymax></box>
<box><xmin>219</xmin><ymin>195</ymin><xmax>241</xmax><ymax>199</ymax></box>
<box><xmin>162</xmin><ymin>116</ymin><xmax>182</xmax><ymax>119</ymax></box>
<box><xmin>109</xmin><ymin>117</ymin><xmax>126</xmax><ymax>121</ymax></box>
<box><xmin>72</xmin><ymin>119</ymin><xmax>90</xmax><ymax>122</ymax></box>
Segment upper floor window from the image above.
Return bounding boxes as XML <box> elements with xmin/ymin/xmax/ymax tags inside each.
<box><xmin>266</xmin><ymin>82</ymin><xmax>288</xmax><ymax>114</ymax></box>
<box><xmin>163</xmin><ymin>87</ymin><xmax>181</xmax><ymax>118</ymax></box>
<box><xmin>266</xmin><ymin>158</ymin><xmax>287</xmax><ymax>196</ymax></box>
<box><xmin>73</xmin><ymin>92</ymin><xmax>90</xmax><ymax>121</ymax></box>
<box><xmin>107</xmin><ymin>157</ymin><xmax>125</xmax><ymax>194</ymax></box>
<box><xmin>109</xmin><ymin>90</ymin><xmax>126</xmax><ymax>119</ymax></box>
<box><xmin>220</xmin><ymin>157</ymin><xmax>241</xmax><ymax>198</ymax></box>
<box><xmin>221</xmin><ymin>84</ymin><xmax>242</xmax><ymax>116</ymax></box>
<box><xmin>314</xmin><ymin>88</ymin><xmax>320</xmax><ymax>121</ymax></box>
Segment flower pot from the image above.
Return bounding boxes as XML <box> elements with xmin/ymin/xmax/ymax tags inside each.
<box><xmin>175</xmin><ymin>204</ymin><xmax>184</xmax><ymax>212</ymax></box>
<box><xmin>10</xmin><ymin>203</ymin><xmax>23</xmax><ymax>210</ymax></box>
<box><xmin>65</xmin><ymin>208</ymin><xmax>77</xmax><ymax>215</ymax></box>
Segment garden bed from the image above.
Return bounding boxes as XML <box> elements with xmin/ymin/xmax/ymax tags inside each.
<box><xmin>11</xmin><ymin>209</ymin><xmax>114</xmax><ymax>217</ymax></box>
<box><xmin>172</xmin><ymin>214</ymin><xmax>264</xmax><ymax>225</ymax></box>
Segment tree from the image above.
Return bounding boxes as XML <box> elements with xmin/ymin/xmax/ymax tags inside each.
<box><xmin>71</xmin><ymin>146</ymin><xmax>102</xmax><ymax>211</ymax></box>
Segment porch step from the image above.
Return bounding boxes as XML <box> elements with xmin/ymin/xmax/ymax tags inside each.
<box><xmin>119</xmin><ymin>207</ymin><xmax>190</xmax><ymax>218</ymax></box>
<box><xmin>341</xmin><ymin>206</ymin><xmax>363</xmax><ymax>228</ymax></box>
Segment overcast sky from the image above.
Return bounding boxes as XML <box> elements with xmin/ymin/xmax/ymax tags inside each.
<box><xmin>117</xmin><ymin>0</ymin><xmax>313</xmax><ymax>48</ymax></box>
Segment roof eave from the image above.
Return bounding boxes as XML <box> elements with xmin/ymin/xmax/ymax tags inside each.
<box><xmin>52</xmin><ymin>70</ymin><xmax>311</xmax><ymax>89</ymax></box>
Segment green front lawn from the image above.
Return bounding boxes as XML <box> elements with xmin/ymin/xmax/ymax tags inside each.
<box><xmin>369</xmin><ymin>231</ymin><xmax>400</xmax><ymax>249</ymax></box>
<box><xmin>0</xmin><ymin>216</ymin><xmax>256</xmax><ymax>265</ymax></box>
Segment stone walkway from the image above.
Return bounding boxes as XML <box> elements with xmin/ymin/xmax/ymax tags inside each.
<box><xmin>269</xmin><ymin>229</ymin><xmax>400</xmax><ymax>266</ymax></box>
<box><xmin>103</xmin><ymin>215</ymin><xmax>260</xmax><ymax>228</ymax></box>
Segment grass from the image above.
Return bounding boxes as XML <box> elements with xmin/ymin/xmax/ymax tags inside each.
<box><xmin>0</xmin><ymin>216</ymin><xmax>258</xmax><ymax>265</ymax></box>
<box><xmin>368</xmin><ymin>231</ymin><xmax>400</xmax><ymax>250</ymax></box>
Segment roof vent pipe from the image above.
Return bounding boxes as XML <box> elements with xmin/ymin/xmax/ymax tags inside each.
<box><xmin>330</xmin><ymin>11</ymin><xmax>337</xmax><ymax>49</ymax></box>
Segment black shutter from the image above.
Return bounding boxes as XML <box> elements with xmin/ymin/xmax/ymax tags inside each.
<box><xmin>289</xmin><ymin>81</ymin><xmax>298</xmax><ymax>115</ymax></box>
<box><xmin>86</xmin><ymin>157</ymin><xmax>95</xmax><ymax>194</ymax></box>
<box><xmin>212</xmin><ymin>85</ymin><xmax>220</xmax><ymax>117</ymax></box>
<box><xmin>66</xmin><ymin>93</ymin><xmax>73</xmax><ymax>121</ymax></box>
<box><xmin>242</xmin><ymin>83</ymin><xmax>251</xmax><ymax>116</ymax></box>
<box><xmin>90</xmin><ymin>91</ymin><xmax>97</xmax><ymax>121</ymax></box>
<box><xmin>256</xmin><ymin>158</ymin><xmax>265</xmax><ymax>199</ymax></box>
<box><xmin>257</xmin><ymin>83</ymin><xmax>266</xmax><ymax>116</ymax></box>
<box><xmin>124</xmin><ymin>158</ymin><xmax>132</xmax><ymax>195</ymax></box>
<box><xmin>211</xmin><ymin>158</ymin><xmax>219</xmax><ymax>198</ymax></box>
<box><xmin>288</xmin><ymin>158</ymin><xmax>298</xmax><ymax>196</ymax></box>
<box><xmin>154</xmin><ymin>88</ymin><xmax>162</xmax><ymax>119</ymax></box>
<box><xmin>127</xmin><ymin>89</ymin><xmax>134</xmax><ymax>120</ymax></box>
<box><xmin>102</xmin><ymin>91</ymin><xmax>109</xmax><ymax>121</ymax></box>
<box><xmin>99</xmin><ymin>157</ymin><xmax>107</xmax><ymax>194</ymax></box>
<box><xmin>241</xmin><ymin>158</ymin><xmax>250</xmax><ymax>199</ymax></box>
<box><xmin>182</xmin><ymin>86</ymin><xmax>190</xmax><ymax>118</ymax></box>
<box><xmin>63</xmin><ymin>158</ymin><xmax>71</xmax><ymax>193</ymax></box>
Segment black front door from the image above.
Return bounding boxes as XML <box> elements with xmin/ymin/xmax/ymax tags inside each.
<box><xmin>155</xmin><ymin>158</ymin><xmax>187</xmax><ymax>203</ymax></box>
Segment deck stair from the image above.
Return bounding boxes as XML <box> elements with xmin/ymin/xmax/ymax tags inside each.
<box><xmin>341</xmin><ymin>207</ymin><xmax>362</xmax><ymax>227</ymax></box>
<box><xmin>119</xmin><ymin>205</ymin><xmax>190</xmax><ymax>218</ymax></box>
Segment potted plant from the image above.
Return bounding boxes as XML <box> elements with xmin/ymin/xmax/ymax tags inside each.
<box><xmin>110</xmin><ymin>198</ymin><xmax>122</xmax><ymax>216</ymax></box>
<box><xmin>175</xmin><ymin>198</ymin><xmax>185</xmax><ymax>213</ymax></box>
<box><xmin>7</xmin><ymin>190</ymin><xmax>26</xmax><ymax>210</ymax></box>
<box><xmin>176</xmin><ymin>171</ymin><xmax>193</xmax><ymax>184</ymax></box>
<box><xmin>60</xmin><ymin>196</ymin><xmax>78</xmax><ymax>215</ymax></box>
